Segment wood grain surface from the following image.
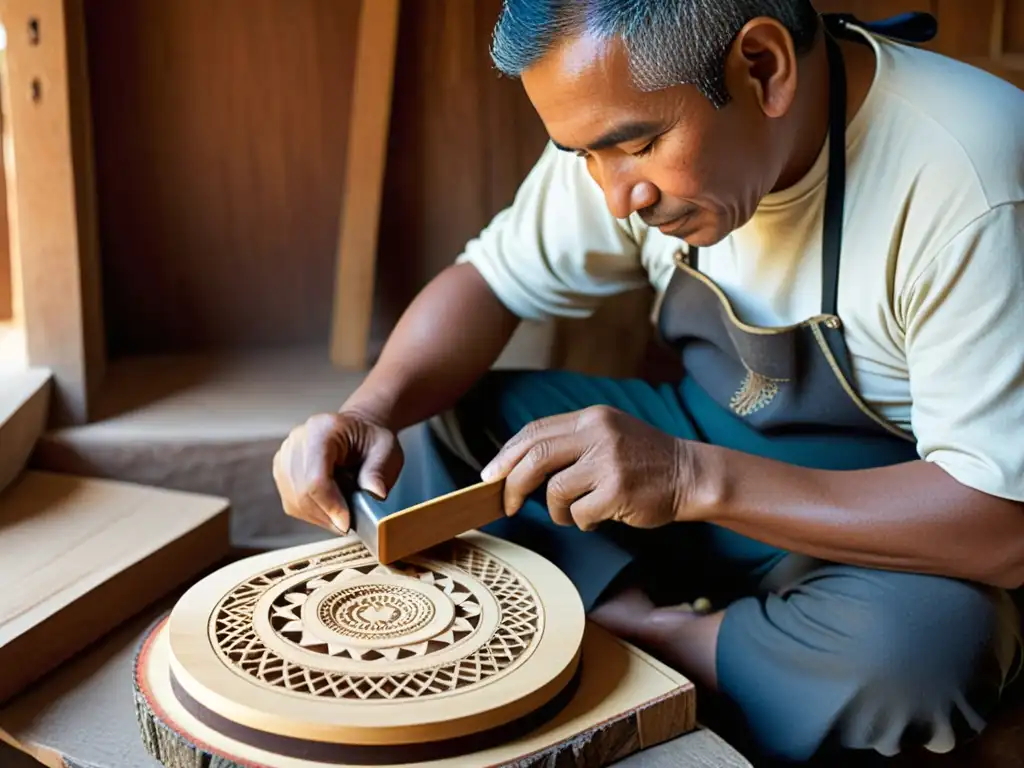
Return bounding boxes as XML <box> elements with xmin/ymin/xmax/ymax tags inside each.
<box><xmin>0</xmin><ymin>0</ymin><xmax>105</xmax><ymax>426</ymax></box>
<box><xmin>0</xmin><ymin>471</ymin><xmax>230</xmax><ymax>704</ymax></box>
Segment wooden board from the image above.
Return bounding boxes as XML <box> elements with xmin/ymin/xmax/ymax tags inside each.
<box><xmin>0</xmin><ymin>471</ymin><xmax>231</xmax><ymax>704</ymax></box>
<box><xmin>342</xmin><ymin>475</ymin><xmax>505</xmax><ymax>563</ymax></box>
<box><xmin>0</xmin><ymin>596</ymin><xmax>747</xmax><ymax>768</ymax></box>
<box><xmin>329</xmin><ymin>0</ymin><xmax>400</xmax><ymax>369</ymax></box>
<box><xmin>0</xmin><ymin>367</ymin><xmax>51</xmax><ymax>494</ymax></box>
<box><xmin>0</xmin><ymin>0</ymin><xmax>105</xmax><ymax>427</ymax></box>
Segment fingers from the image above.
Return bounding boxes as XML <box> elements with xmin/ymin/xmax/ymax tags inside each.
<box><xmin>563</xmin><ymin>484</ymin><xmax>618</xmax><ymax>532</ymax></box>
<box><xmin>273</xmin><ymin>444</ymin><xmax>345</xmax><ymax>534</ymax></box>
<box><xmin>545</xmin><ymin>462</ymin><xmax>598</xmax><ymax>527</ymax></box>
<box><xmin>274</xmin><ymin>415</ymin><xmax>354</xmax><ymax>536</ymax></box>
<box><xmin>502</xmin><ymin>433</ymin><xmax>586</xmax><ymax>514</ymax></box>
<box><xmin>357</xmin><ymin>428</ymin><xmax>403</xmax><ymax>500</ymax></box>
<box><xmin>481</xmin><ymin>411</ymin><xmax>583</xmax><ymax>482</ymax></box>
<box><xmin>309</xmin><ymin>479</ymin><xmax>351</xmax><ymax>534</ymax></box>
<box><xmin>302</xmin><ymin>420</ymin><xmax>352</xmax><ymax>532</ymax></box>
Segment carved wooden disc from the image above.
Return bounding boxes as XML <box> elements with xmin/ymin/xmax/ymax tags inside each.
<box><xmin>166</xmin><ymin>531</ymin><xmax>585</xmax><ymax>747</ymax></box>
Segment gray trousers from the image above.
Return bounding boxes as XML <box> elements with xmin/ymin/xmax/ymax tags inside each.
<box><xmin>387</xmin><ymin>370</ymin><xmax>1022</xmax><ymax>763</ymax></box>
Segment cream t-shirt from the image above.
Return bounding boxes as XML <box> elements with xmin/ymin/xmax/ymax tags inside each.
<box><xmin>456</xmin><ymin>24</ymin><xmax>1024</xmax><ymax>503</ymax></box>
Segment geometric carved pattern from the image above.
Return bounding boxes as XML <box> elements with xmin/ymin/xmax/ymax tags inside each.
<box><xmin>210</xmin><ymin>539</ymin><xmax>541</xmax><ymax>701</ymax></box>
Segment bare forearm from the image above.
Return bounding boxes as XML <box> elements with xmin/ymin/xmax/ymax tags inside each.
<box><xmin>695</xmin><ymin>447</ymin><xmax>1024</xmax><ymax>588</ymax></box>
<box><xmin>341</xmin><ymin>263</ymin><xmax>520</xmax><ymax>431</ymax></box>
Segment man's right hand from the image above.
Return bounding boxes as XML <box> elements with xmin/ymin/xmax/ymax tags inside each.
<box><xmin>272</xmin><ymin>411</ymin><xmax>404</xmax><ymax>535</ymax></box>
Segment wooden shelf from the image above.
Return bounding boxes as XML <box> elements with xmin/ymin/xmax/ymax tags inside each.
<box><xmin>0</xmin><ymin>470</ymin><xmax>230</xmax><ymax>704</ymax></box>
<box><xmin>29</xmin><ymin>346</ymin><xmax>364</xmax><ymax>550</ymax></box>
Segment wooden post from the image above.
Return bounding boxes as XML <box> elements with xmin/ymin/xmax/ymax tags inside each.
<box><xmin>329</xmin><ymin>0</ymin><xmax>400</xmax><ymax>370</ymax></box>
<box><xmin>0</xmin><ymin>0</ymin><xmax>104</xmax><ymax>426</ymax></box>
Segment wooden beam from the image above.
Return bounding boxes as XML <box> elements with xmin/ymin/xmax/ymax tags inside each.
<box><xmin>0</xmin><ymin>0</ymin><xmax>104</xmax><ymax>426</ymax></box>
<box><xmin>329</xmin><ymin>0</ymin><xmax>400</xmax><ymax>370</ymax></box>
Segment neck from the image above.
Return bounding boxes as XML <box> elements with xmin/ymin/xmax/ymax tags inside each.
<box><xmin>772</xmin><ymin>31</ymin><xmax>832</xmax><ymax>191</ymax></box>
<box><xmin>772</xmin><ymin>27</ymin><xmax>877</xmax><ymax>193</ymax></box>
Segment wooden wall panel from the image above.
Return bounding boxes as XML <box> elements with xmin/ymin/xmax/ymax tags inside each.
<box><xmin>0</xmin><ymin>0</ymin><xmax>104</xmax><ymax>425</ymax></box>
<box><xmin>84</xmin><ymin>0</ymin><xmax>549</xmax><ymax>360</ymax></box>
<box><xmin>84</xmin><ymin>0</ymin><xmax>361</xmax><ymax>357</ymax></box>
<box><xmin>370</xmin><ymin>0</ymin><xmax>549</xmax><ymax>349</ymax></box>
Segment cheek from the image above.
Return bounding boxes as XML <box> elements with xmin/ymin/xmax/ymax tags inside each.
<box><xmin>645</xmin><ymin>134</ymin><xmax>713</xmax><ymax>203</ymax></box>
<box><xmin>681</xmin><ymin>120</ymin><xmax>768</xmax><ymax>213</ymax></box>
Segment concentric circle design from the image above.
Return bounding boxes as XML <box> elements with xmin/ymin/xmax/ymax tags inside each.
<box><xmin>197</xmin><ymin>539</ymin><xmax>542</xmax><ymax>701</ymax></box>
<box><xmin>166</xmin><ymin>532</ymin><xmax>585</xmax><ymax>746</ymax></box>
<box><xmin>320</xmin><ymin>584</ymin><xmax>435</xmax><ymax>640</ymax></box>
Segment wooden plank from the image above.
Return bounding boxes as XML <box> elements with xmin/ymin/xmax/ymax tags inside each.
<box><xmin>329</xmin><ymin>0</ymin><xmax>400</xmax><ymax>369</ymax></box>
<box><xmin>0</xmin><ymin>471</ymin><xmax>230</xmax><ymax>705</ymax></box>
<box><xmin>0</xmin><ymin>0</ymin><xmax>104</xmax><ymax>426</ymax></box>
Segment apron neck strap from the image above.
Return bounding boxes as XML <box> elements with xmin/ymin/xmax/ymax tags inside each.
<box><xmin>819</xmin><ymin>26</ymin><xmax>847</xmax><ymax>317</ymax></box>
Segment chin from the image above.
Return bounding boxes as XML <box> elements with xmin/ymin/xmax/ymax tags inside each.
<box><xmin>691</xmin><ymin>204</ymin><xmax>754</xmax><ymax>247</ymax></box>
<box><xmin>667</xmin><ymin>218</ymin><xmax>731</xmax><ymax>248</ymax></box>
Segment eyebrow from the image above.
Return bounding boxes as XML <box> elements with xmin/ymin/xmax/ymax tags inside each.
<box><xmin>551</xmin><ymin>121</ymin><xmax>663</xmax><ymax>153</ymax></box>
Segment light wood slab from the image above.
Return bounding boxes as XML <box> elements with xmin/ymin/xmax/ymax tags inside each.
<box><xmin>163</xmin><ymin>532</ymin><xmax>586</xmax><ymax>747</ymax></box>
<box><xmin>0</xmin><ymin>471</ymin><xmax>230</xmax><ymax>704</ymax></box>
<box><xmin>345</xmin><ymin>477</ymin><xmax>506</xmax><ymax>563</ymax></box>
<box><xmin>329</xmin><ymin>0</ymin><xmax>401</xmax><ymax>369</ymax></box>
<box><xmin>0</xmin><ymin>0</ymin><xmax>105</xmax><ymax>426</ymax></box>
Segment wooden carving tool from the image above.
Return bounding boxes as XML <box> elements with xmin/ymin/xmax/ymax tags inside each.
<box><xmin>335</xmin><ymin>471</ymin><xmax>506</xmax><ymax>563</ymax></box>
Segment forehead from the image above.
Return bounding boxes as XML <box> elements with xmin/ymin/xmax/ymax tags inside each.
<box><xmin>520</xmin><ymin>31</ymin><xmax>692</xmax><ymax>148</ymax></box>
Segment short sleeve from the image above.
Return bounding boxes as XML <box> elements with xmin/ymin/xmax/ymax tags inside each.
<box><xmin>455</xmin><ymin>143</ymin><xmax>649</xmax><ymax>321</ymax></box>
<box><xmin>902</xmin><ymin>202</ymin><xmax>1024</xmax><ymax>501</ymax></box>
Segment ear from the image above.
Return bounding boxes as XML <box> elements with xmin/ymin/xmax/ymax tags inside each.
<box><xmin>727</xmin><ymin>17</ymin><xmax>802</xmax><ymax>118</ymax></box>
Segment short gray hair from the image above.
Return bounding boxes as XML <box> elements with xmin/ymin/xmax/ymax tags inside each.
<box><xmin>491</xmin><ymin>0</ymin><xmax>821</xmax><ymax>108</ymax></box>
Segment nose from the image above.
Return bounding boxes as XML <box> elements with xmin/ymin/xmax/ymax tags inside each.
<box><xmin>595</xmin><ymin>161</ymin><xmax>659</xmax><ymax>219</ymax></box>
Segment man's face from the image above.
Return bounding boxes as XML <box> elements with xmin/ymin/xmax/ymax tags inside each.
<box><xmin>521</xmin><ymin>29</ymin><xmax>796</xmax><ymax>247</ymax></box>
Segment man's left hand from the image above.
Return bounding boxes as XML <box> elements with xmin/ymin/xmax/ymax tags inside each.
<box><xmin>480</xmin><ymin>405</ymin><xmax>698</xmax><ymax>531</ymax></box>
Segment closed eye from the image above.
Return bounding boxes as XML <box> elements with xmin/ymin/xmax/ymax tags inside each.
<box><xmin>632</xmin><ymin>142</ymin><xmax>654</xmax><ymax>158</ymax></box>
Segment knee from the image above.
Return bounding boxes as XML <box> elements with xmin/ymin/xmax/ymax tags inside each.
<box><xmin>838</xmin><ymin>572</ymin><xmax>1006</xmax><ymax>691</ymax></box>
<box><xmin>820</xmin><ymin>572</ymin><xmax>1014</xmax><ymax>755</ymax></box>
<box><xmin>716</xmin><ymin>572</ymin><xmax>1017</xmax><ymax>762</ymax></box>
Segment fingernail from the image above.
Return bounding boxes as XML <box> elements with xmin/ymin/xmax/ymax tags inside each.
<box><xmin>481</xmin><ymin>463</ymin><xmax>496</xmax><ymax>482</ymax></box>
<box><xmin>328</xmin><ymin>515</ymin><xmax>349</xmax><ymax>535</ymax></box>
<box><xmin>363</xmin><ymin>476</ymin><xmax>387</xmax><ymax>500</ymax></box>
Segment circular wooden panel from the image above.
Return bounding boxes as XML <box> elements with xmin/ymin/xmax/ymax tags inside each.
<box><xmin>166</xmin><ymin>531</ymin><xmax>585</xmax><ymax>747</ymax></box>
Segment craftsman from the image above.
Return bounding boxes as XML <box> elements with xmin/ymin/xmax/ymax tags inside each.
<box><xmin>273</xmin><ymin>1</ymin><xmax>1024</xmax><ymax>762</ymax></box>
